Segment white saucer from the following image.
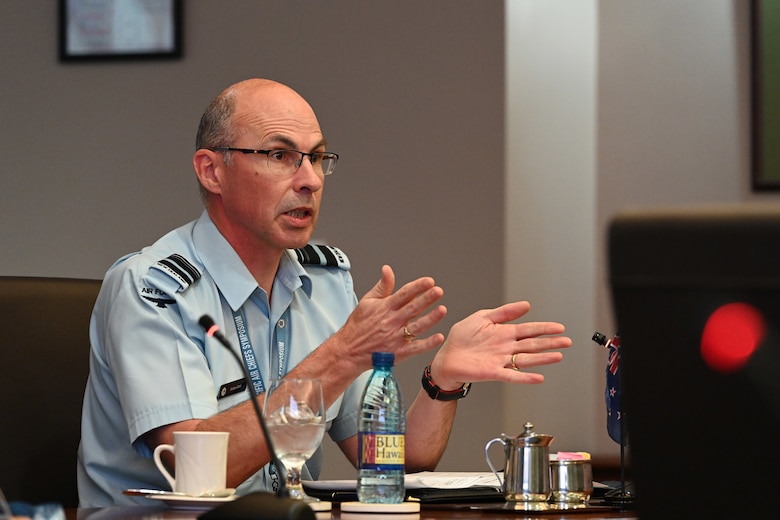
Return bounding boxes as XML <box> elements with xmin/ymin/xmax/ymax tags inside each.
<box><xmin>146</xmin><ymin>493</ymin><xmax>238</xmax><ymax>510</ymax></box>
<box><xmin>307</xmin><ymin>500</ymin><xmax>332</xmax><ymax>512</ymax></box>
<box><xmin>341</xmin><ymin>513</ymin><xmax>419</xmax><ymax>520</ymax></box>
<box><xmin>340</xmin><ymin>501</ymin><xmax>420</xmax><ymax>513</ymax></box>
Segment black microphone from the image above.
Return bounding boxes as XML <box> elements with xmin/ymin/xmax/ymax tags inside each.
<box><xmin>198</xmin><ymin>315</ymin><xmax>314</xmax><ymax>520</ymax></box>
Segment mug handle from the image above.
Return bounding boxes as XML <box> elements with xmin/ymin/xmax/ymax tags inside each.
<box><xmin>153</xmin><ymin>444</ymin><xmax>177</xmax><ymax>491</ymax></box>
<box><xmin>484</xmin><ymin>438</ymin><xmax>505</xmax><ymax>487</ymax></box>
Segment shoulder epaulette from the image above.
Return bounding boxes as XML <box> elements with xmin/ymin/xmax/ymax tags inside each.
<box><xmin>151</xmin><ymin>253</ymin><xmax>202</xmax><ymax>290</ymax></box>
<box><xmin>294</xmin><ymin>244</ymin><xmax>350</xmax><ymax>270</ymax></box>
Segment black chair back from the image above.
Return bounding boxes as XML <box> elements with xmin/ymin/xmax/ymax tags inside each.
<box><xmin>0</xmin><ymin>276</ymin><xmax>102</xmax><ymax>507</ymax></box>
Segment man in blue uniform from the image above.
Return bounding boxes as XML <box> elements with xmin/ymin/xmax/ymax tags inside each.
<box><xmin>77</xmin><ymin>78</ymin><xmax>572</xmax><ymax>506</ymax></box>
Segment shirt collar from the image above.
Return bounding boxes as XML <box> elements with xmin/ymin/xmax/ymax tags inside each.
<box><xmin>193</xmin><ymin>211</ymin><xmax>312</xmax><ymax>310</ymax></box>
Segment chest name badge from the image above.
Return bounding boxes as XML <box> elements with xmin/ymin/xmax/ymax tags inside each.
<box><xmin>218</xmin><ymin>378</ymin><xmax>247</xmax><ymax>399</ymax></box>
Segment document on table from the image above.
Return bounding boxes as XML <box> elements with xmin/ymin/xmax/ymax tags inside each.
<box><xmin>304</xmin><ymin>471</ymin><xmax>501</xmax><ymax>491</ymax></box>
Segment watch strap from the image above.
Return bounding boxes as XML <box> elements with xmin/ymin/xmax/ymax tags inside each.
<box><xmin>421</xmin><ymin>364</ymin><xmax>471</xmax><ymax>401</ymax></box>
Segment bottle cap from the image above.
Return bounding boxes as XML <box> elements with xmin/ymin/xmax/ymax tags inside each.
<box><xmin>372</xmin><ymin>352</ymin><xmax>395</xmax><ymax>366</ymax></box>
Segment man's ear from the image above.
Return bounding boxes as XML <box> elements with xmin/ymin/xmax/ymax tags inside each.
<box><xmin>193</xmin><ymin>149</ymin><xmax>223</xmax><ymax>195</ymax></box>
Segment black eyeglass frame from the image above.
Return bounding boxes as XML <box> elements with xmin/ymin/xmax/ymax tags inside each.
<box><xmin>210</xmin><ymin>147</ymin><xmax>339</xmax><ymax>175</ymax></box>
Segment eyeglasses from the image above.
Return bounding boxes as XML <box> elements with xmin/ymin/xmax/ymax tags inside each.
<box><xmin>211</xmin><ymin>147</ymin><xmax>339</xmax><ymax>176</ymax></box>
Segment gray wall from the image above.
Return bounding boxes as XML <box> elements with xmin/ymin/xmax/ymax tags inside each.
<box><xmin>3</xmin><ymin>0</ymin><xmax>777</xmax><ymax>480</ymax></box>
<box><xmin>0</xmin><ymin>0</ymin><xmax>504</xmax><ymax>478</ymax></box>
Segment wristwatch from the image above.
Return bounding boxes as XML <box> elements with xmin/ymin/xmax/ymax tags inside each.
<box><xmin>421</xmin><ymin>364</ymin><xmax>471</xmax><ymax>401</ymax></box>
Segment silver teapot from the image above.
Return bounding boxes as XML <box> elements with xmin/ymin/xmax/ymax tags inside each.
<box><xmin>485</xmin><ymin>422</ymin><xmax>554</xmax><ymax>502</ymax></box>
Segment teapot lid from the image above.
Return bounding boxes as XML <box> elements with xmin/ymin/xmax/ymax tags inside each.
<box><xmin>509</xmin><ymin>422</ymin><xmax>554</xmax><ymax>446</ymax></box>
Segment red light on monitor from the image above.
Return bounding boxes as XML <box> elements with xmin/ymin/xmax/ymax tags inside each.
<box><xmin>700</xmin><ymin>302</ymin><xmax>765</xmax><ymax>373</ymax></box>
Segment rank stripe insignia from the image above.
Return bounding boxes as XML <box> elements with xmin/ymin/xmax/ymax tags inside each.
<box><xmin>294</xmin><ymin>244</ymin><xmax>350</xmax><ymax>270</ymax></box>
<box><xmin>154</xmin><ymin>254</ymin><xmax>202</xmax><ymax>288</ymax></box>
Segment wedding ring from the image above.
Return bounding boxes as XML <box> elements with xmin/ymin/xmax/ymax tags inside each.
<box><xmin>403</xmin><ymin>326</ymin><xmax>415</xmax><ymax>342</ymax></box>
<box><xmin>511</xmin><ymin>353</ymin><xmax>519</xmax><ymax>371</ymax></box>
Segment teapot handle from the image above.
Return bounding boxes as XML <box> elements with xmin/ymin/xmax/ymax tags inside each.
<box><xmin>484</xmin><ymin>437</ymin><xmax>505</xmax><ymax>488</ymax></box>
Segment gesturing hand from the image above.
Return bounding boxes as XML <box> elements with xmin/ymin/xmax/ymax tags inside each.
<box><xmin>429</xmin><ymin>301</ymin><xmax>572</xmax><ymax>390</ymax></box>
<box><xmin>337</xmin><ymin>265</ymin><xmax>448</xmax><ymax>369</ymax></box>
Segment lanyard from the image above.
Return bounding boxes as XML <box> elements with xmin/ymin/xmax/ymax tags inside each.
<box><xmin>232</xmin><ymin>307</ymin><xmax>289</xmax><ymax>395</ymax></box>
<box><xmin>231</xmin><ymin>306</ymin><xmax>290</xmax><ymax>492</ymax></box>
<box><xmin>232</xmin><ymin>308</ymin><xmax>265</xmax><ymax>395</ymax></box>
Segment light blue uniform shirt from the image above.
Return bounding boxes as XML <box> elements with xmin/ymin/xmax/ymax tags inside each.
<box><xmin>77</xmin><ymin>211</ymin><xmax>369</xmax><ymax>506</ymax></box>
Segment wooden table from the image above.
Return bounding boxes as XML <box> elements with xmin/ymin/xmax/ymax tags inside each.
<box><xmin>71</xmin><ymin>502</ymin><xmax>638</xmax><ymax>520</ymax></box>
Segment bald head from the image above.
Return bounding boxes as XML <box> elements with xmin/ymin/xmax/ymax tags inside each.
<box><xmin>195</xmin><ymin>79</ymin><xmax>320</xmax><ymax>151</ymax></box>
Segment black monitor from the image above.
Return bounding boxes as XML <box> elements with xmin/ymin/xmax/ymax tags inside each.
<box><xmin>608</xmin><ymin>204</ymin><xmax>780</xmax><ymax>518</ymax></box>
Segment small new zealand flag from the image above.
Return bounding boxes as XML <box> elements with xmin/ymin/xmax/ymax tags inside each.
<box><xmin>593</xmin><ymin>332</ymin><xmax>627</xmax><ymax>446</ymax></box>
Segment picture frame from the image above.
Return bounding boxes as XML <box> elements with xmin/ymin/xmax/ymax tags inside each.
<box><xmin>752</xmin><ymin>0</ymin><xmax>780</xmax><ymax>190</ymax></box>
<box><xmin>58</xmin><ymin>0</ymin><xmax>182</xmax><ymax>62</ymax></box>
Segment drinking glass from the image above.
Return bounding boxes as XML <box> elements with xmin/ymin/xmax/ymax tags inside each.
<box><xmin>263</xmin><ymin>378</ymin><xmax>326</xmax><ymax>501</ymax></box>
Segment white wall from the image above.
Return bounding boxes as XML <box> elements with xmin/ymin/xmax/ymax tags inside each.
<box><xmin>505</xmin><ymin>0</ymin><xmax>778</xmax><ymax>462</ymax></box>
<box><xmin>505</xmin><ymin>0</ymin><xmax>599</xmax><ymax>452</ymax></box>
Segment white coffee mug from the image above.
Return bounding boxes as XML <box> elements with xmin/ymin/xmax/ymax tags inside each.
<box><xmin>153</xmin><ymin>431</ymin><xmax>229</xmax><ymax>496</ymax></box>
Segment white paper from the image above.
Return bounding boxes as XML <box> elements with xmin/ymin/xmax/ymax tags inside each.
<box><xmin>408</xmin><ymin>471</ymin><xmax>501</xmax><ymax>489</ymax></box>
<box><xmin>303</xmin><ymin>471</ymin><xmax>501</xmax><ymax>491</ymax></box>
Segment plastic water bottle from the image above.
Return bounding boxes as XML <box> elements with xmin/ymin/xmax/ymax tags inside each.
<box><xmin>357</xmin><ymin>352</ymin><xmax>406</xmax><ymax>503</ymax></box>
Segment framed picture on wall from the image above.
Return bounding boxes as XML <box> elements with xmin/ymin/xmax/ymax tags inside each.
<box><xmin>752</xmin><ymin>0</ymin><xmax>780</xmax><ymax>189</ymax></box>
<box><xmin>58</xmin><ymin>0</ymin><xmax>182</xmax><ymax>62</ymax></box>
